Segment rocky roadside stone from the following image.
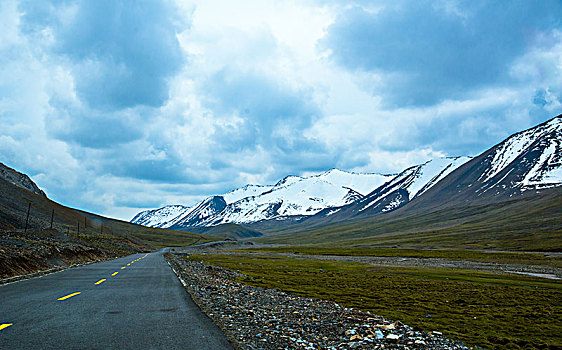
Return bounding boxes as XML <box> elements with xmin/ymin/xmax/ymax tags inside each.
<box><xmin>166</xmin><ymin>253</ymin><xmax>473</xmax><ymax>350</ymax></box>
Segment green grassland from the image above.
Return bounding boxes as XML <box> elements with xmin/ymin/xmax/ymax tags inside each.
<box><xmin>254</xmin><ymin>192</ymin><xmax>562</xmax><ymax>251</ymax></box>
<box><xmin>190</xmin><ymin>253</ymin><xmax>562</xmax><ymax>350</ymax></box>
<box><xmin>236</xmin><ymin>246</ymin><xmax>562</xmax><ymax>268</ymax></box>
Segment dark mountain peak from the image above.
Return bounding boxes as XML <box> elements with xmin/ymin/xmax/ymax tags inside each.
<box><xmin>203</xmin><ymin>195</ymin><xmax>227</xmax><ymax>205</ymax></box>
<box><xmin>0</xmin><ymin>162</ymin><xmax>46</xmax><ymax>197</ymax></box>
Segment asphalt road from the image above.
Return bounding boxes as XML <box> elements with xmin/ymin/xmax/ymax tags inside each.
<box><xmin>0</xmin><ymin>250</ymin><xmax>233</xmax><ymax>349</ymax></box>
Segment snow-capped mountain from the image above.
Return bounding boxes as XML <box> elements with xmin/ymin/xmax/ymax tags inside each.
<box><xmin>200</xmin><ymin>169</ymin><xmax>392</xmax><ymax>226</ymax></box>
<box><xmin>132</xmin><ymin>169</ymin><xmax>393</xmax><ymax>228</ymax></box>
<box><xmin>132</xmin><ymin>114</ymin><xmax>562</xmax><ymax>230</ymax></box>
<box><xmin>314</xmin><ymin>156</ymin><xmax>471</xmax><ymax>219</ymax></box>
<box><xmin>479</xmin><ymin>115</ymin><xmax>562</xmax><ymax>190</ymax></box>
<box><xmin>223</xmin><ymin>184</ymin><xmax>274</xmax><ymax>204</ymax></box>
<box><xmin>317</xmin><ymin>115</ymin><xmax>562</xmax><ymax>221</ymax></box>
<box><xmin>400</xmin><ymin>114</ymin><xmax>562</xmax><ymax>211</ymax></box>
<box><xmin>131</xmin><ymin>205</ymin><xmax>190</xmax><ymax>228</ymax></box>
<box><xmin>358</xmin><ymin>157</ymin><xmax>471</xmax><ymax>213</ymax></box>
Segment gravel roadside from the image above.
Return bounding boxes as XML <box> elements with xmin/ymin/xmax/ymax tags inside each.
<box><xmin>166</xmin><ymin>253</ymin><xmax>473</xmax><ymax>350</ymax></box>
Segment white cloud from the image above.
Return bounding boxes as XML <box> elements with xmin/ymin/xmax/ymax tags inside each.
<box><xmin>0</xmin><ymin>0</ymin><xmax>560</xmax><ymax>221</ymax></box>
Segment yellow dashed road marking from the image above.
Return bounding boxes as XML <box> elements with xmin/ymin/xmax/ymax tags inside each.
<box><xmin>94</xmin><ymin>279</ymin><xmax>106</xmax><ymax>285</ymax></box>
<box><xmin>57</xmin><ymin>292</ymin><xmax>81</xmax><ymax>301</ymax></box>
<box><xmin>112</xmin><ymin>272</ymin><xmax>119</xmax><ymax>276</ymax></box>
<box><xmin>0</xmin><ymin>324</ymin><xmax>13</xmax><ymax>331</ymax></box>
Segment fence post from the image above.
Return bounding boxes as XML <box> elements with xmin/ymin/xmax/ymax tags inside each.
<box><xmin>50</xmin><ymin>209</ymin><xmax>54</xmax><ymax>229</ymax></box>
<box><xmin>24</xmin><ymin>202</ymin><xmax>31</xmax><ymax>233</ymax></box>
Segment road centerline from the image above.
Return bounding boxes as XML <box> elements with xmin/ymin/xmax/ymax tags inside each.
<box><xmin>57</xmin><ymin>292</ymin><xmax>81</xmax><ymax>301</ymax></box>
<box><xmin>94</xmin><ymin>279</ymin><xmax>106</xmax><ymax>285</ymax></box>
<box><xmin>0</xmin><ymin>323</ymin><xmax>13</xmax><ymax>331</ymax></box>
<box><xmin>112</xmin><ymin>272</ymin><xmax>119</xmax><ymax>276</ymax></box>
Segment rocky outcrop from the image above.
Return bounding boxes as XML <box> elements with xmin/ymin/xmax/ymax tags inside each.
<box><xmin>0</xmin><ymin>162</ymin><xmax>46</xmax><ymax>197</ymax></box>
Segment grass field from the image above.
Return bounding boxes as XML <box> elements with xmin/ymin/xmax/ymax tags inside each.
<box><xmin>254</xmin><ymin>192</ymin><xmax>562</xmax><ymax>252</ymax></box>
<box><xmin>236</xmin><ymin>246</ymin><xmax>562</xmax><ymax>268</ymax></box>
<box><xmin>190</xmin><ymin>253</ymin><xmax>562</xmax><ymax>350</ymax></box>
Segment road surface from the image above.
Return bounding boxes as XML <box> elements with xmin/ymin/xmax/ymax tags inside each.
<box><xmin>0</xmin><ymin>250</ymin><xmax>233</xmax><ymax>349</ymax></box>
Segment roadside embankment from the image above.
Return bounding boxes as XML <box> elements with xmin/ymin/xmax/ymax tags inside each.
<box><xmin>0</xmin><ymin>229</ymin><xmax>140</xmax><ymax>283</ymax></box>
<box><xmin>166</xmin><ymin>253</ymin><xmax>471</xmax><ymax>350</ymax></box>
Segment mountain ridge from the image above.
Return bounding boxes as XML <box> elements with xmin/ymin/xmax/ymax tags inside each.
<box><xmin>0</xmin><ymin>162</ymin><xmax>46</xmax><ymax>198</ymax></box>
<box><xmin>132</xmin><ymin>114</ymin><xmax>562</xmax><ymax>232</ymax></box>
<box><xmin>132</xmin><ymin>158</ymin><xmax>469</xmax><ymax>229</ymax></box>
<box><xmin>132</xmin><ymin>169</ymin><xmax>395</xmax><ymax>229</ymax></box>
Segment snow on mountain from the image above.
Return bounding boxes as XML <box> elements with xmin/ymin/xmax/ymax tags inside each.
<box><xmin>393</xmin><ymin>114</ymin><xmax>562</xmax><ymax>211</ymax></box>
<box><xmin>358</xmin><ymin>115</ymin><xmax>562</xmax><ymax>216</ymax></box>
<box><xmin>133</xmin><ymin>169</ymin><xmax>393</xmax><ymax>228</ymax></box>
<box><xmin>481</xmin><ymin>116</ymin><xmax>562</xmax><ymax>188</ymax></box>
<box><xmin>312</xmin><ymin>169</ymin><xmax>393</xmax><ymax>195</ymax></box>
<box><xmin>169</xmin><ymin>169</ymin><xmax>393</xmax><ymax>228</ymax></box>
<box><xmin>405</xmin><ymin>156</ymin><xmax>472</xmax><ymax>199</ymax></box>
<box><xmin>340</xmin><ymin>157</ymin><xmax>471</xmax><ymax>215</ymax></box>
<box><xmin>274</xmin><ymin>175</ymin><xmax>303</xmax><ymax>187</ymax></box>
<box><xmin>203</xmin><ymin>170</ymin><xmax>393</xmax><ymax>226</ymax></box>
<box><xmin>223</xmin><ymin>184</ymin><xmax>273</xmax><ymax>204</ymax></box>
<box><xmin>132</xmin><ymin>115</ymin><xmax>562</xmax><ymax>229</ymax></box>
<box><xmin>131</xmin><ymin>205</ymin><xmax>190</xmax><ymax>228</ymax></box>
<box><xmin>166</xmin><ymin>196</ymin><xmax>227</xmax><ymax>228</ymax></box>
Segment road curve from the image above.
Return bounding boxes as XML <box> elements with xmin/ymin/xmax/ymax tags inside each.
<box><xmin>0</xmin><ymin>250</ymin><xmax>233</xmax><ymax>349</ymax></box>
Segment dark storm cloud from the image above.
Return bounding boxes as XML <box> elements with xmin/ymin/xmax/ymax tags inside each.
<box><xmin>203</xmin><ymin>68</ymin><xmax>323</xmax><ymax>152</ymax></box>
<box><xmin>46</xmin><ymin>101</ymin><xmax>144</xmax><ymax>149</ymax></box>
<box><xmin>322</xmin><ymin>1</ymin><xmax>562</xmax><ymax>106</ymax></box>
<box><xmin>19</xmin><ymin>0</ymin><xmax>185</xmax><ymax>111</ymax></box>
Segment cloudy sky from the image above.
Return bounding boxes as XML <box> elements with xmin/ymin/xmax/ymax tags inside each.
<box><xmin>1</xmin><ymin>0</ymin><xmax>561</xmax><ymax>220</ymax></box>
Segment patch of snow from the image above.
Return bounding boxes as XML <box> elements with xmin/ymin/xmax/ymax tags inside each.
<box><xmin>325</xmin><ymin>208</ymin><xmax>342</xmax><ymax>216</ymax></box>
<box><xmin>359</xmin><ymin>157</ymin><xmax>470</xmax><ymax>212</ymax></box>
<box><xmin>381</xmin><ymin>197</ymin><xmax>403</xmax><ymax>212</ymax></box>
<box><xmin>223</xmin><ymin>184</ymin><xmax>273</xmax><ymax>204</ymax></box>
<box><xmin>131</xmin><ymin>205</ymin><xmax>190</xmax><ymax>228</ymax></box>
<box><xmin>210</xmin><ymin>170</ymin><xmax>394</xmax><ymax>224</ymax></box>
<box><xmin>482</xmin><ymin>116</ymin><xmax>562</xmax><ymax>183</ymax></box>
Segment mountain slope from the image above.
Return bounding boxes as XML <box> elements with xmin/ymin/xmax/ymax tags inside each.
<box><xmin>404</xmin><ymin>114</ymin><xmax>562</xmax><ymax>211</ymax></box>
<box><xmin>311</xmin><ymin>157</ymin><xmax>471</xmax><ymax>221</ymax></box>
<box><xmin>256</xmin><ymin>187</ymin><xmax>562</xmax><ymax>251</ymax></box>
<box><xmin>131</xmin><ymin>205</ymin><xmax>191</xmax><ymax>228</ymax></box>
<box><xmin>134</xmin><ymin>169</ymin><xmax>393</xmax><ymax>229</ymax></box>
<box><xmin>0</xmin><ymin>162</ymin><xmax>219</xmax><ymax>279</ymax></box>
<box><xmin>186</xmin><ymin>223</ymin><xmax>263</xmax><ymax>239</ymax></box>
<box><xmin>0</xmin><ymin>162</ymin><xmax>46</xmax><ymax>197</ymax></box>
<box><xmin>256</xmin><ymin>115</ymin><xmax>562</xmax><ymax>249</ymax></box>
